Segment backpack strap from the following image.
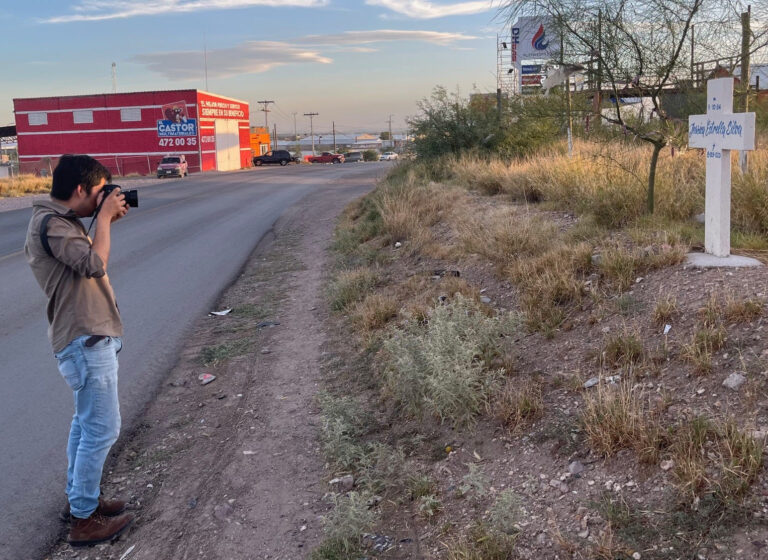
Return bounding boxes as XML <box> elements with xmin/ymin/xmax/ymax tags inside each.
<box><xmin>39</xmin><ymin>213</ymin><xmax>56</xmax><ymax>258</ymax></box>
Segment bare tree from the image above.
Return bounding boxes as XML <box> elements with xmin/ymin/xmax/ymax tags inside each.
<box><xmin>501</xmin><ymin>0</ymin><xmax>752</xmax><ymax>213</ymax></box>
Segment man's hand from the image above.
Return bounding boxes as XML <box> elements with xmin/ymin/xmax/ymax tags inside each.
<box><xmin>98</xmin><ymin>188</ymin><xmax>129</xmax><ymax>223</ymax></box>
<box><xmin>91</xmin><ymin>188</ymin><xmax>127</xmax><ymax>270</ymax></box>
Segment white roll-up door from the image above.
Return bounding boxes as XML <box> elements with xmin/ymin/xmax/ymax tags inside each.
<box><xmin>214</xmin><ymin>119</ymin><xmax>239</xmax><ymax>171</ymax></box>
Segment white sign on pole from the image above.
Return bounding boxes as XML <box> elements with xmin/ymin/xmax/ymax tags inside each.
<box><xmin>512</xmin><ymin>16</ymin><xmax>561</xmax><ymax>92</ymax></box>
<box><xmin>511</xmin><ymin>17</ymin><xmax>560</xmax><ymax>62</ymax></box>
<box><xmin>688</xmin><ymin>78</ymin><xmax>756</xmax><ymax>257</ymax></box>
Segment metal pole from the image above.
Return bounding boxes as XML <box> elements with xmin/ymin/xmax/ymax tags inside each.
<box><xmin>293</xmin><ymin>112</ymin><xmax>299</xmax><ymax>153</ymax></box>
<box><xmin>690</xmin><ymin>24</ymin><xmax>695</xmax><ymax>87</ymax></box>
<box><xmin>560</xmin><ymin>20</ymin><xmax>573</xmax><ymax>157</ymax></box>
<box><xmin>740</xmin><ymin>8</ymin><xmax>751</xmax><ymax>173</ymax></box>
<box><xmin>304</xmin><ymin>112</ymin><xmax>318</xmax><ymax>155</ymax></box>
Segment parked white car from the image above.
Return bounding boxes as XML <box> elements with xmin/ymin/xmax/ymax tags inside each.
<box><xmin>380</xmin><ymin>152</ymin><xmax>398</xmax><ymax>161</ymax></box>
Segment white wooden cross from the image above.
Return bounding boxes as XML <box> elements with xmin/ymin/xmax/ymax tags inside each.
<box><xmin>689</xmin><ymin>78</ymin><xmax>756</xmax><ymax>257</ymax></box>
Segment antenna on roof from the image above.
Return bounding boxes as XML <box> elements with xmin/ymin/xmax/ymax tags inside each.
<box><xmin>111</xmin><ymin>62</ymin><xmax>117</xmax><ymax>93</ymax></box>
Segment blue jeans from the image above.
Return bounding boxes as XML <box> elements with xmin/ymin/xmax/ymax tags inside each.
<box><xmin>54</xmin><ymin>335</ymin><xmax>122</xmax><ymax>519</ymax></box>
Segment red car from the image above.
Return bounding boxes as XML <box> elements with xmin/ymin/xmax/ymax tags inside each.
<box><xmin>156</xmin><ymin>155</ymin><xmax>188</xmax><ymax>178</ymax></box>
<box><xmin>307</xmin><ymin>152</ymin><xmax>344</xmax><ymax>164</ymax></box>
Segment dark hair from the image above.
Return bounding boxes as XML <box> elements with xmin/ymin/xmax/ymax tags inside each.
<box><xmin>50</xmin><ymin>155</ymin><xmax>112</xmax><ymax>201</ymax></box>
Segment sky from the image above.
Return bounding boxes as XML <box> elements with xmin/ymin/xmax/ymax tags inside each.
<box><xmin>2</xmin><ymin>1</ymin><xmax>510</xmax><ymax>136</ymax></box>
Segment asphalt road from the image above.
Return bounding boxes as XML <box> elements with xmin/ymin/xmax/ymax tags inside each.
<box><xmin>0</xmin><ymin>162</ymin><xmax>388</xmax><ymax>558</ymax></box>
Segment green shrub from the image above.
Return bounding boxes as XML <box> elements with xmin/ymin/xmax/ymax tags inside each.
<box><xmin>383</xmin><ymin>295</ymin><xmax>517</xmax><ymax>427</ymax></box>
<box><xmin>312</xmin><ymin>492</ymin><xmax>379</xmax><ymax>559</ymax></box>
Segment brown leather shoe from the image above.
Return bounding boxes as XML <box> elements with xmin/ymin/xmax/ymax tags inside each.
<box><xmin>60</xmin><ymin>497</ymin><xmax>127</xmax><ymax>522</ymax></box>
<box><xmin>68</xmin><ymin>512</ymin><xmax>133</xmax><ymax>546</ymax></box>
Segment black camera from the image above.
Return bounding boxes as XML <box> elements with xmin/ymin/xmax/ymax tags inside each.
<box><xmin>102</xmin><ymin>184</ymin><xmax>138</xmax><ymax>207</ymax></box>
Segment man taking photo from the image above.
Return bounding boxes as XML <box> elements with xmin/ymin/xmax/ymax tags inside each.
<box><xmin>25</xmin><ymin>154</ymin><xmax>133</xmax><ymax>546</ymax></box>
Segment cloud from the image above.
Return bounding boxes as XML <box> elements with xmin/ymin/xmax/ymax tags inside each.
<box><xmin>132</xmin><ymin>41</ymin><xmax>332</xmax><ymax>80</ymax></box>
<box><xmin>133</xmin><ymin>29</ymin><xmax>476</xmax><ymax>79</ymax></box>
<box><xmin>365</xmin><ymin>0</ymin><xmax>493</xmax><ymax>19</ymax></box>
<box><xmin>300</xmin><ymin>29</ymin><xmax>477</xmax><ymax>46</ymax></box>
<box><xmin>42</xmin><ymin>0</ymin><xmax>328</xmax><ymax>23</ymax></box>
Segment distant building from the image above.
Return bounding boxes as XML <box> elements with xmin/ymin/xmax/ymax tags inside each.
<box><xmin>250</xmin><ymin>127</ymin><xmax>271</xmax><ymax>155</ymax></box>
<box><xmin>13</xmin><ymin>89</ymin><xmax>251</xmax><ymax>176</ymax></box>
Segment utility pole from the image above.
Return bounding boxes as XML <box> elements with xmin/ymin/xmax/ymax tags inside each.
<box><xmin>690</xmin><ymin>23</ymin><xmax>695</xmax><ymax>87</ymax></box>
<box><xmin>739</xmin><ymin>6</ymin><xmax>751</xmax><ymax>173</ymax></box>
<box><xmin>273</xmin><ymin>124</ymin><xmax>277</xmax><ymax>151</ymax></box>
<box><xmin>304</xmin><ymin>112</ymin><xmax>318</xmax><ymax>155</ymax></box>
<box><xmin>387</xmin><ymin>114</ymin><xmax>393</xmax><ymax>149</ymax></box>
<box><xmin>333</xmin><ymin>121</ymin><xmax>337</xmax><ymax>153</ymax></box>
<box><xmin>560</xmin><ymin>21</ymin><xmax>573</xmax><ymax>157</ymax></box>
<box><xmin>257</xmin><ymin>100</ymin><xmax>274</xmax><ymax>132</ymax></box>
<box><xmin>292</xmin><ymin>112</ymin><xmax>299</xmax><ymax>153</ymax></box>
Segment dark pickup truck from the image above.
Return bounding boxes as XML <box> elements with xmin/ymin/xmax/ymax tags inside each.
<box><xmin>253</xmin><ymin>150</ymin><xmax>297</xmax><ymax>166</ymax></box>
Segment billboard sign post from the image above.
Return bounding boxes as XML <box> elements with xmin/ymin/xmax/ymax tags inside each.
<box><xmin>512</xmin><ymin>17</ymin><xmax>561</xmax><ymax>91</ymax></box>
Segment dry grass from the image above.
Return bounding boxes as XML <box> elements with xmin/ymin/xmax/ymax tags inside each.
<box><xmin>682</xmin><ymin>324</ymin><xmax>727</xmax><ymax>375</ymax></box>
<box><xmin>670</xmin><ymin>417</ymin><xmax>763</xmax><ymax>503</ymax></box>
<box><xmin>448</xmin><ymin>141</ymin><xmax>706</xmax><ymax>228</ymax></box>
<box><xmin>508</xmin><ymin>242</ymin><xmax>592</xmax><ymax>335</ymax></box>
<box><xmin>396</xmin><ymin>275</ymin><xmax>480</xmax><ymax>322</ymax></box>
<box><xmin>351</xmin><ymin>293</ymin><xmax>399</xmax><ymax>332</ymax></box>
<box><xmin>581</xmin><ymin>380</ymin><xmax>666</xmax><ymax>464</ymax></box>
<box><xmin>0</xmin><ymin>175</ymin><xmax>51</xmax><ymax>197</ymax></box>
<box><xmin>493</xmin><ymin>376</ymin><xmax>544</xmax><ymax>433</ymax></box>
<box><xmin>723</xmin><ymin>294</ymin><xmax>765</xmax><ymax>323</ymax></box>
<box><xmin>458</xmin><ymin>208</ymin><xmax>557</xmax><ymax>267</ymax></box>
<box><xmin>329</xmin><ymin>267</ymin><xmax>379</xmax><ymax>312</ymax></box>
<box><xmin>375</xmin><ymin>176</ymin><xmax>461</xmax><ymax>250</ymax></box>
<box><xmin>448</xmin><ymin>140</ymin><xmax>768</xmax><ymax>244</ymax></box>
<box><xmin>598</xmin><ymin>244</ymin><xmax>686</xmax><ymax>292</ymax></box>
<box><xmin>652</xmin><ymin>293</ymin><xmax>678</xmax><ymax>326</ymax></box>
<box><xmin>444</xmin><ymin>522</ymin><xmax>518</xmax><ymax>560</ymax></box>
<box><xmin>602</xmin><ymin>330</ymin><xmax>645</xmax><ymax>368</ymax></box>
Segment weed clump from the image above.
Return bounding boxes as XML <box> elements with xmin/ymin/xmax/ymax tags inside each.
<box><xmin>723</xmin><ymin>294</ymin><xmax>765</xmax><ymax>323</ymax></box>
<box><xmin>317</xmin><ymin>393</ymin><xmax>370</xmax><ymax>471</ymax></box>
<box><xmin>670</xmin><ymin>418</ymin><xmax>763</xmax><ymax>504</ymax></box>
<box><xmin>445</xmin><ymin>522</ymin><xmax>518</xmax><ymax>560</ymax></box>
<box><xmin>653</xmin><ymin>293</ymin><xmax>678</xmax><ymax>326</ymax></box>
<box><xmin>351</xmin><ymin>293</ymin><xmax>399</xmax><ymax>332</ymax></box>
<box><xmin>312</xmin><ymin>492</ymin><xmax>379</xmax><ymax>560</ymax></box>
<box><xmin>602</xmin><ymin>330</ymin><xmax>644</xmax><ymax>368</ymax></box>
<box><xmin>508</xmin><ymin>242</ymin><xmax>592</xmax><ymax>335</ymax></box>
<box><xmin>493</xmin><ymin>376</ymin><xmax>544</xmax><ymax>433</ymax></box>
<box><xmin>329</xmin><ymin>268</ymin><xmax>379</xmax><ymax>312</ymax></box>
<box><xmin>383</xmin><ymin>295</ymin><xmax>517</xmax><ymax>427</ymax></box>
<box><xmin>581</xmin><ymin>381</ymin><xmax>666</xmax><ymax>464</ymax></box>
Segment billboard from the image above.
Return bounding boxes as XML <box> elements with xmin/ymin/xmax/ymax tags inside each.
<box><xmin>158</xmin><ymin>100</ymin><xmax>197</xmax><ymax>137</ymax></box>
<box><xmin>511</xmin><ymin>17</ymin><xmax>560</xmax><ymax>63</ymax></box>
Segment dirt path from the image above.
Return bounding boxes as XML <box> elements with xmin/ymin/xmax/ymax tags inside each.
<box><xmin>46</xmin><ymin>177</ymin><xmax>375</xmax><ymax>560</ymax></box>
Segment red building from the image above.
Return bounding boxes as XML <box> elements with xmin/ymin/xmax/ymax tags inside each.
<box><xmin>13</xmin><ymin>89</ymin><xmax>251</xmax><ymax>176</ymax></box>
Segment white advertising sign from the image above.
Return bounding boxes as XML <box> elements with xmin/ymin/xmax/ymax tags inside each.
<box><xmin>511</xmin><ymin>16</ymin><xmax>561</xmax><ymax>63</ymax></box>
